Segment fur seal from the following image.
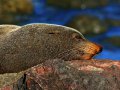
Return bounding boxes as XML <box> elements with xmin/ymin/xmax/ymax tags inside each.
<box><xmin>0</xmin><ymin>23</ymin><xmax>102</xmax><ymax>74</ymax></box>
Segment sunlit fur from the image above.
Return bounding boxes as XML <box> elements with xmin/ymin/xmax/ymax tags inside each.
<box><xmin>0</xmin><ymin>24</ymin><xmax>102</xmax><ymax>73</ymax></box>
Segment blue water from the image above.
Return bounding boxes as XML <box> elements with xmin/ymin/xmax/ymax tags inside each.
<box><xmin>20</xmin><ymin>0</ymin><xmax>120</xmax><ymax>60</ymax></box>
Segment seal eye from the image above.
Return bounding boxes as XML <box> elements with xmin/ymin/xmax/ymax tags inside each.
<box><xmin>73</xmin><ymin>34</ymin><xmax>83</xmax><ymax>41</ymax></box>
<box><xmin>48</xmin><ymin>31</ymin><xmax>59</xmax><ymax>35</ymax></box>
<box><xmin>48</xmin><ymin>33</ymin><xmax>55</xmax><ymax>34</ymax></box>
<box><xmin>75</xmin><ymin>35</ymin><xmax>82</xmax><ymax>39</ymax></box>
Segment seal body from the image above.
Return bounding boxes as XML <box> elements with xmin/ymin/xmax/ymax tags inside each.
<box><xmin>0</xmin><ymin>24</ymin><xmax>102</xmax><ymax>74</ymax></box>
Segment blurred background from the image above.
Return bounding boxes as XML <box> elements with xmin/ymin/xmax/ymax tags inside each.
<box><xmin>0</xmin><ymin>0</ymin><xmax>120</xmax><ymax>60</ymax></box>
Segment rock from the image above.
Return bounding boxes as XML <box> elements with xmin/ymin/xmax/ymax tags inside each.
<box><xmin>1</xmin><ymin>59</ymin><xmax>120</xmax><ymax>90</ymax></box>
<box><xmin>105</xmin><ymin>19</ymin><xmax>120</xmax><ymax>27</ymax></box>
<box><xmin>67</xmin><ymin>15</ymin><xmax>107</xmax><ymax>36</ymax></box>
<box><xmin>105</xmin><ymin>36</ymin><xmax>120</xmax><ymax>47</ymax></box>
<box><xmin>0</xmin><ymin>0</ymin><xmax>33</xmax><ymax>24</ymax></box>
<box><xmin>104</xmin><ymin>27</ymin><xmax>120</xmax><ymax>47</ymax></box>
<box><xmin>47</xmin><ymin>0</ymin><xmax>108</xmax><ymax>9</ymax></box>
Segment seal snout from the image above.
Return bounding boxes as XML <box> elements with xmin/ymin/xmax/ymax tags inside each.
<box><xmin>84</xmin><ymin>41</ymin><xmax>103</xmax><ymax>55</ymax></box>
<box><xmin>73</xmin><ymin>41</ymin><xmax>103</xmax><ymax>60</ymax></box>
<box><xmin>96</xmin><ymin>45</ymin><xmax>103</xmax><ymax>54</ymax></box>
<box><xmin>94</xmin><ymin>43</ymin><xmax>103</xmax><ymax>54</ymax></box>
<box><xmin>82</xmin><ymin>41</ymin><xmax>103</xmax><ymax>60</ymax></box>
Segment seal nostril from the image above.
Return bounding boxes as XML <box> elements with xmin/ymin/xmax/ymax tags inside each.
<box><xmin>99</xmin><ymin>47</ymin><xmax>103</xmax><ymax>53</ymax></box>
<box><xmin>93</xmin><ymin>42</ymin><xmax>103</xmax><ymax>54</ymax></box>
<box><xmin>97</xmin><ymin>47</ymin><xmax>103</xmax><ymax>54</ymax></box>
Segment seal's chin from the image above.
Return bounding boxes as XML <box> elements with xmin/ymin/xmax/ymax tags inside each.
<box><xmin>80</xmin><ymin>53</ymin><xmax>95</xmax><ymax>60</ymax></box>
<box><xmin>73</xmin><ymin>50</ymin><xmax>96</xmax><ymax>60</ymax></box>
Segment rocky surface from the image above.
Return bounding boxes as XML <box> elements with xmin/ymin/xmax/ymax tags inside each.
<box><xmin>104</xmin><ymin>36</ymin><xmax>120</xmax><ymax>47</ymax></box>
<box><xmin>105</xmin><ymin>19</ymin><xmax>120</xmax><ymax>27</ymax></box>
<box><xmin>0</xmin><ymin>59</ymin><xmax>120</xmax><ymax>90</ymax></box>
<box><xmin>103</xmin><ymin>27</ymin><xmax>120</xmax><ymax>47</ymax></box>
<box><xmin>67</xmin><ymin>15</ymin><xmax>107</xmax><ymax>36</ymax></box>
<box><xmin>47</xmin><ymin>0</ymin><xmax>108</xmax><ymax>9</ymax></box>
<box><xmin>0</xmin><ymin>0</ymin><xmax>33</xmax><ymax>24</ymax></box>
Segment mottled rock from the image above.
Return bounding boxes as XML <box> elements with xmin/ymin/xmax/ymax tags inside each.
<box><xmin>105</xmin><ymin>36</ymin><xmax>120</xmax><ymax>47</ymax></box>
<box><xmin>67</xmin><ymin>15</ymin><xmax>107</xmax><ymax>36</ymax></box>
<box><xmin>103</xmin><ymin>27</ymin><xmax>120</xmax><ymax>47</ymax></box>
<box><xmin>105</xmin><ymin>19</ymin><xmax>120</xmax><ymax>26</ymax></box>
<box><xmin>0</xmin><ymin>0</ymin><xmax>33</xmax><ymax>24</ymax></box>
<box><xmin>1</xmin><ymin>59</ymin><xmax>120</xmax><ymax>90</ymax></box>
<box><xmin>47</xmin><ymin>0</ymin><xmax>108</xmax><ymax>9</ymax></box>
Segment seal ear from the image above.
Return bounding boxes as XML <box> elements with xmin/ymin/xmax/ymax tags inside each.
<box><xmin>0</xmin><ymin>25</ymin><xmax>21</xmax><ymax>35</ymax></box>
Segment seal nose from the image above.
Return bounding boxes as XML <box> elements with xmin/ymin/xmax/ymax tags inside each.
<box><xmin>97</xmin><ymin>46</ymin><xmax>103</xmax><ymax>54</ymax></box>
<box><xmin>87</xmin><ymin>41</ymin><xmax>103</xmax><ymax>54</ymax></box>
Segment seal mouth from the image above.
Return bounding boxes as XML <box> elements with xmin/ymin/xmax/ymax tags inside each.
<box><xmin>80</xmin><ymin>53</ymin><xmax>95</xmax><ymax>60</ymax></box>
<box><xmin>75</xmin><ymin>50</ymin><xmax>97</xmax><ymax>60</ymax></box>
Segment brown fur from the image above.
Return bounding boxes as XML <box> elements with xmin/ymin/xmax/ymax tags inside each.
<box><xmin>0</xmin><ymin>24</ymin><xmax>102</xmax><ymax>74</ymax></box>
<box><xmin>0</xmin><ymin>25</ymin><xmax>21</xmax><ymax>38</ymax></box>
